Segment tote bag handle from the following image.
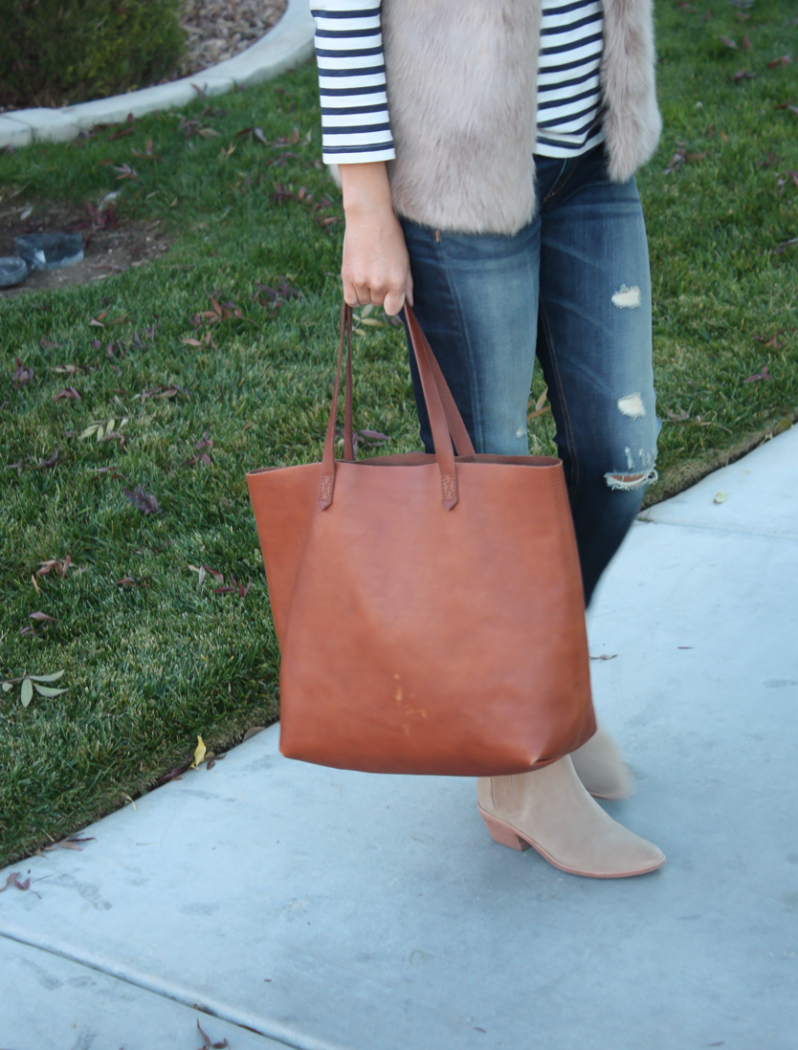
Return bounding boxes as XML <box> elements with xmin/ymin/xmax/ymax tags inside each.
<box><xmin>318</xmin><ymin>303</ymin><xmax>475</xmax><ymax>511</ymax></box>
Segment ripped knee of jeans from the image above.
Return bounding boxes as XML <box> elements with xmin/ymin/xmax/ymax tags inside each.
<box><xmin>604</xmin><ymin>446</ymin><xmax>658</xmax><ymax>491</ymax></box>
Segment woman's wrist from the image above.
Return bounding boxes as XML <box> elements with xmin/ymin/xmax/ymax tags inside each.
<box><xmin>339</xmin><ymin>162</ymin><xmax>394</xmax><ymax>221</ymax></box>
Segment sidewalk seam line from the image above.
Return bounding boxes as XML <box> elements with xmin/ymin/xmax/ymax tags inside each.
<box><xmin>637</xmin><ymin>519</ymin><xmax>797</xmax><ymax>541</ymax></box>
<box><xmin>0</xmin><ymin>928</ymin><xmax>346</xmax><ymax>1050</ymax></box>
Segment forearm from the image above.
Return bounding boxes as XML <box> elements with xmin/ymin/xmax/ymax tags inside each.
<box><xmin>339</xmin><ymin>161</ymin><xmax>394</xmax><ymax>218</ymax></box>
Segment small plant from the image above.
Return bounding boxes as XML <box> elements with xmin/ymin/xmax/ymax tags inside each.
<box><xmin>1</xmin><ymin>671</ymin><xmax>68</xmax><ymax>708</ymax></box>
<box><xmin>0</xmin><ymin>0</ymin><xmax>185</xmax><ymax>110</ymax></box>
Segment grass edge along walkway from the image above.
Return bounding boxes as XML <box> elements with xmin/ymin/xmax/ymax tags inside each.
<box><xmin>1</xmin><ymin>0</ymin><xmax>797</xmax><ymax>868</ymax></box>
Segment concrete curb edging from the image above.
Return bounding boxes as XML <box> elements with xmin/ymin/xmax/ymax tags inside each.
<box><xmin>0</xmin><ymin>0</ymin><xmax>315</xmax><ymax>151</ymax></box>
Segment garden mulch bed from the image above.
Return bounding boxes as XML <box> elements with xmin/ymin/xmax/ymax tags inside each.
<box><xmin>177</xmin><ymin>0</ymin><xmax>287</xmax><ymax>77</ymax></box>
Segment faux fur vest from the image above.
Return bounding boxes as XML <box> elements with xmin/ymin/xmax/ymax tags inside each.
<box><xmin>378</xmin><ymin>0</ymin><xmax>661</xmax><ymax>234</ymax></box>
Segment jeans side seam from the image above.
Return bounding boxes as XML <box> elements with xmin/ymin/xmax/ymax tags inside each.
<box><xmin>538</xmin><ymin>301</ymin><xmax>580</xmax><ymax>498</ymax></box>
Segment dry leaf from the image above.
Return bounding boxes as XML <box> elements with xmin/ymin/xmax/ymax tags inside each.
<box><xmin>242</xmin><ymin>726</ymin><xmax>266</xmax><ymax>742</ymax></box>
<box><xmin>123</xmin><ymin>485</ymin><xmax>160</xmax><ymax>514</ymax></box>
<box><xmin>196</xmin><ymin>1018</ymin><xmax>229</xmax><ymax>1049</ymax></box>
<box><xmin>714</xmin><ymin>491</ymin><xmax>728</xmax><ymax>504</ymax></box>
<box><xmin>189</xmin><ymin>735</ymin><xmax>207</xmax><ymax>769</ymax></box>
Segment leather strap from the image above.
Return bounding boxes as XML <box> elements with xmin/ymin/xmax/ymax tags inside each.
<box><xmin>320</xmin><ymin>302</ymin><xmax>474</xmax><ymax>510</ymax></box>
<box><xmin>403</xmin><ymin>304</ymin><xmax>475</xmax><ymax>459</ymax></box>
<box><xmin>318</xmin><ymin>307</ymin><xmax>352</xmax><ymax>508</ymax></box>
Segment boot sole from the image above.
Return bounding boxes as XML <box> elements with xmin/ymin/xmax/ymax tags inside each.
<box><xmin>477</xmin><ymin>805</ymin><xmax>666</xmax><ymax>879</ymax></box>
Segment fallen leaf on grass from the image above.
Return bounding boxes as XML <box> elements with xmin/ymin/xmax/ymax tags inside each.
<box><xmin>131</xmin><ymin>137</ymin><xmax>159</xmax><ymax>161</ymax></box>
<box><xmin>664</xmin><ymin>147</ymin><xmax>685</xmax><ymax>175</ymax></box>
<box><xmin>95</xmin><ymin>466</ymin><xmax>130</xmax><ymax>482</ymax></box>
<box><xmin>38</xmin><ymin>448</ymin><xmax>63</xmax><ymax>469</ymax></box>
<box><xmin>666</xmin><ymin>408</ymin><xmax>691</xmax><ymax>421</ymax></box>
<box><xmin>768</xmin><ymin>236</ymin><xmax>793</xmax><ymax>254</ymax></box>
<box><xmin>113</xmin><ymin>162</ymin><xmax>137</xmax><ymax>180</ymax></box>
<box><xmin>51</xmin><ymin>363</ymin><xmax>89</xmax><ymax>375</ymax></box>
<box><xmin>37</xmin><ymin>555</ymin><xmax>73</xmax><ymax>577</ymax></box>
<box><xmin>720</xmin><ymin>35</ymin><xmax>737</xmax><ymax>49</ymax></box>
<box><xmin>116</xmin><ymin>576</ymin><xmax>152</xmax><ymax>588</ymax></box>
<box><xmin>189</xmin><ymin>736</ymin><xmax>207</xmax><ymax>770</ymax></box>
<box><xmin>139</xmin><ymin>384</ymin><xmax>185</xmax><ymax>402</ymax></box>
<box><xmin>181</xmin><ymin>337</ymin><xmax>204</xmax><ymax>346</ymax></box>
<box><xmin>2</xmin><ymin>671</ymin><xmax>66</xmax><ymax>709</ymax></box>
<box><xmin>743</xmin><ymin>365</ymin><xmax>773</xmax><ymax>382</ymax></box>
<box><xmin>123</xmin><ymin>485</ymin><xmax>160</xmax><ymax>514</ymax></box>
<box><xmin>527</xmin><ymin>386</ymin><xmax>550</xmax><ymax>420</ymax></box>
<box><xmin>11</xmin><ymin>356</ymin><xmax>34</xmax><ymax>385</ymax></box>
<box><xmin>733</xmin><ymin>70</ymin><xmax>754</xmax><ymax>83</ymax></box>
<box><xmin>753</xmin><ymin>330</ymin><xmax>784</xmax><ymax>348</ymax></box>
<box><xmin>132</xmin><ymin>541</ymin><xmax>173</xmax><ymax>554</ymax></box>
<box><xmin>196</xmin><ymin>1018</ymin><xmax>229</xmax><ymax>1049</ymax></box>
<box><xmin>768</xmin><ymin>56</ymin><xmax>792</xmax><ymax>68</ymax></box>
<box><xmin>213</xmin><ymin>572</ymin><xmax>252</xmax><ymax>598</ymax></box>
<box><xmin>52</xmin><ymin>387</ymin><xmax>81</xmax><ymax>401</ymax></box>
<box><xmin>39</xmin><ymin>338</ymin><xmax>64</xmax><ymax>350</ymax></box>
<box><xmin>179</xmin><ymin>452</ymin><xmax>212</xmax><ymax>469</ymax></box>
<box><xmin>235</xmin><ymin>125</ymin><xmax>267</xmax><ymax>144</ymax></box>
<box><xmin>188</xmin><ymin>564</ymin><xmax>224</xmax><ymax>584</ymax></box>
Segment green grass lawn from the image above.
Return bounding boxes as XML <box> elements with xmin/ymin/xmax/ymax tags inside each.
<box><xmin>1</xmin><ymin>0</ymin><xmax>797</xmax><ymax>867</ymax></box>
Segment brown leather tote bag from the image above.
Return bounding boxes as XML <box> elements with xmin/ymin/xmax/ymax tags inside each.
<box><xmin>246</xmin><ymin>304</ymin><xmax>595</xmax><ymax>775</ymax></box>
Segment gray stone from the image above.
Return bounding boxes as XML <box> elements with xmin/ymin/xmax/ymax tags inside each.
<box><xmin>15</xmin><ymin>232</ymin><xmax>84</xmax><ymax>270</ymax></box>
<box><xmin>0</xmin><ymin>256</ymin><xmax>29</xmax><ymax>287</ymax></box>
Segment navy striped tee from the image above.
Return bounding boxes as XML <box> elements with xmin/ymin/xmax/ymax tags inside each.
<box><xmin>311</xmin><ymin>0</ymin><xmax>605</xmax><ymax>164</ymax></box>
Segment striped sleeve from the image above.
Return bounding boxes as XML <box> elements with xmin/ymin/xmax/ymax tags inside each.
<box><xmin>311</xmin><ymin>0</ymin><xmax>396</xmax><ymax>165</ymax></box>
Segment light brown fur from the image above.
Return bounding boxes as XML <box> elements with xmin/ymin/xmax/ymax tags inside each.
<box><xmin>372</xmin><ymin>0</ymin><xmax>661</xmax><ymax>234</ymax></box>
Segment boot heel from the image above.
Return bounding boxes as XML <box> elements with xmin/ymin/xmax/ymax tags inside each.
<box><xmin>479</xmin><ymin>809</ymin><xmax>531</xmax><ymax>851</ymax></box>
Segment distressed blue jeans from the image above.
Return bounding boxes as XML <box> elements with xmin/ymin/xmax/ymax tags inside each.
<box><xmin>400</xmin><ymin>143</ymin><xmax>660</xmax><ymax>606</ymax></box>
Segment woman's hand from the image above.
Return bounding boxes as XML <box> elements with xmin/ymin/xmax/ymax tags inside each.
<box><xmin>339</xmin><ymin>162</ymin><xmax>413</xmax><ymax>316</ymax></box>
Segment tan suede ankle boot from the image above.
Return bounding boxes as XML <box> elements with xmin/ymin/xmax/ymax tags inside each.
<box><xmin>570</xmin><ymin>724</ymin><xmax>635</xmax><ymax>800</ymax></box>
<box><xmin>477</xmin><ymin>756</ymin><xmax>665</xmax><ymax>878</ymax></box>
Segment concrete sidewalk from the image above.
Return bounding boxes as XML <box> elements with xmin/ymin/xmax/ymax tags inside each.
<box><xmin>1</xmin><ymin>428</ymin><xmax>797</xmax><ymax>1050</ymax></box>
